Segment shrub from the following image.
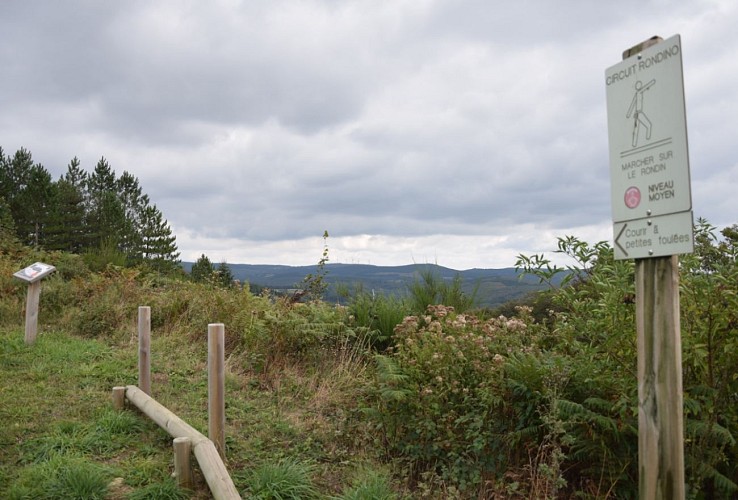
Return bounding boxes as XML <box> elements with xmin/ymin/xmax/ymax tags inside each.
<box><xmin>241</xmin><ymin>299</ymin><xmax>357</xmax><ymax>371</ymax></box>
<box><xmin>47</xmin><ymin>251</ymin><xmax>90</xmax><ymax>281</ymax></box>
<box><xmin>0</xmin><ymin>254</ymin><xmax>25</xmax><ymax>326</ymax></box>
<box><xmin>82</xmin><ymin>238</ymin><xmax>127</xmax><ymax>272</ymax></box>
<box><xmin>513</xmin><ymin>221</ymin><xmax>738</xmax><ymax>497</ymax></box>
<box><xmin>348</xmin><ymin>290</ymin><xmax>407</xmax><ymax>349</ymax></box>
<box><xmin>70</xmin><ymin>270</ymin><xmax>142</xmax><ymax>338</ymax></box>
<box><xmin>407</xmin><ymin>267</ymin><xmax>478</xmax><ymax>315</ymax></box>
<box><xmin>679</xmin><ymin>219</ymin><xmax>738</xmax><ymax>496</ymax></box>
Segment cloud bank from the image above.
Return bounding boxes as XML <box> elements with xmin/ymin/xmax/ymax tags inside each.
<box><xmin>2</xmin><ymin>0</ymin><xmax>736</xmax><ymax>268</ymax></box>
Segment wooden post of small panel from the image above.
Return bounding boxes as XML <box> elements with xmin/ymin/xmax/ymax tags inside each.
<box><xmin>13</xmin><ymin>262</ymin><xmax>56</xmax><ymax>345</ymax></box>
<box><xmin>24</xmin><ymin>281</ymin><xmax>41</xmax><ymax>344</ymax></box>
<box><xmin>208</xmin><ymin>323</ymin><xmax>226</xmax><ymax>459</ymax></box>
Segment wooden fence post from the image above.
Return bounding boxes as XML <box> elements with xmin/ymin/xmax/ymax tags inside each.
<box><xmin>208</xmin><ymin>323</ymin><xmax>226</xmax><ymax>459</ymax></box>
<box><xmin>173</xmin><ymin>436</ymin><xmax>193</xmax><ymax>489</ymax></box>
<box><xmin>138</xmin><ymin>306</ymin><xmax>151</xmax><ymax>395</ymax></box>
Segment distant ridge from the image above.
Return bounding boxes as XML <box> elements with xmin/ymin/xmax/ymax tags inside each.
<box><xmin>181</xmin><ymin>262</ymin><xmax>553</xmax><ymax>308</ymax></box>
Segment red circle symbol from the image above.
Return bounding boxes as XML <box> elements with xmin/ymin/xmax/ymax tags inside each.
<box><xmin>624</xmin><ymin>186</ymin><xmax>641</xmax><ymax>209</ymax></box>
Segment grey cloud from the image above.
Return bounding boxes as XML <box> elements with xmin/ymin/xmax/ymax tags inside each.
<box><xmin>1</xmin><ymin>0</ymin><xmax>736</xmax><ymax>265</ymax></box>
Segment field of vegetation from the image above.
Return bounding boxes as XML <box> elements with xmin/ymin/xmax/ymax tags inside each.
<box><xmin>1</xmin><ymin>218</ymin><xmax>737</xmax><ymax>499</ymax></box>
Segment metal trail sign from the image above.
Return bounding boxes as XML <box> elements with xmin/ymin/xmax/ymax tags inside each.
<box><xmin>605</xmin><ymin>34</ymin><xmax>694</xmax><ymax>260</ymax></box>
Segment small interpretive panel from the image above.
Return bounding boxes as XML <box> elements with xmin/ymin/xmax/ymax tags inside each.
<box><xmin>13</xmin><ymin>262</ymin><xmax>56</xmax><ymax>283</ymax></box>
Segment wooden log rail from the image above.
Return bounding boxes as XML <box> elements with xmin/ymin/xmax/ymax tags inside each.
<box><xmin>115</xmin><ymin>385</ymin><xmax>241</xmax><ymax>500</ymax></box>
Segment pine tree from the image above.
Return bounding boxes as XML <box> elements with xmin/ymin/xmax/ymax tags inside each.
<box><xmin>190</xmin><ymin>254</ymin><xmax>214</xmax><ymax>282</ymax></box>
<box><xmin>1</xmin><ymin>149</ymin><xmax>54</xmax><ymax>247</ymax></box>
<box><xmin>0</xmin><ymin>147</ymin><xmax>9</xmax><ymax>203</ymax></box>
<box><xmin>24</xmin><ymin>164</ymin><xmax>54</xmax><ymax>247</ymax></box>
<box><xmin>138</xmin><ymin>203</ymin><xmax>180</xmax><ymax>272</ymax></box>
<box><xmin>63</xmin><ymin>156</ymin><xmax>87</xmax><ymax>187</ymax></box>
<box><xmin>116</xmin><ymin>171</ymin><xmax>146</xmax><ymax>259</ymax></box>
<box><xmin>0</xmin><ymin>149</ymin><xmax>15</xmax><ymax>241</ymax></box>
<box><xmin>1</xmin><ymin>148</ymin><xmax>32</xmax><ymax>242</ymax></box>
<box><xmin>0</xmin><ymin>196</ymin><xmax>19</xmax><ymax>253</ymax></box>
<box><xmin>86</xmin><ymin>156</ymin><xmax>116</xmax><ymax>195</ymax></box>
<box><xmin>1</xmin><ymin>146</ymin><xmax>181</xmax><ymax>270</ymax></box>
<box><xmin>85</xmin><ymin>157</ymin><xmax>127</xmax><ymax>250</ymax></box>
<box><xmin>215</xmin><ymin>261</ymin><xmax>235</xmax><ymax>287</ymax></box>
<box><xmin>46</xmin><ymin>158</ymin><xmax>88</xmax><ymax>252</ymax></box>
<box><xmin>0</xmin><ymin>196</ymin><xmax>15</xmax><ymax>238</ymax></box>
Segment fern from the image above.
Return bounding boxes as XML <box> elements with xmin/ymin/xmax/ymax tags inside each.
<box><xmin>582</xmin><ymin>397</ymin><xmax>613</xmax><ymax>413</ymax></box>
<box><xmin>556</xmin><ymin>398</ymin><xmax>620</xmax><ymax>435</ymax></box>
<box><xmin>374</xmin><ymin>355</ymin><xmax>407</xmax><ymax>384</ymax></box>
<box><xmin>686</xmin><ymin>419</ymin><xmax>736</xmax><ymax>447</ymax></box>
<box><xmin>695</xmin><ymin>462</ymin><xmax>738</xmax><ymax>494</ymax></box>
<box><xmin>506</xmin><ymin>425</ymin><xmax>540</xmax><ymax>448</ymax></box>
<box><xmin>374</xmin><ymin>355</ymin><xmax>412</xmax><ymax>402</ymax></box>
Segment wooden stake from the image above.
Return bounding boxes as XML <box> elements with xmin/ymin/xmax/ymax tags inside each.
<box><xmin>138</xmin><ymin>306</ymin><xmax>151</xmax><ymax>395</ymax></box>
<box><xmin>208</xmin><ymin>323</ymin><xmax>226</xmax><ymax>459</ymax></box>
<box><xmin>173</xmin><ymin>436</ymin><xmax>193</xmax><ymax>489</ymax></box>
<box><xmin>24</xmin><ymin>281</ymin><xmax>41</xmax><ymax>344</ymax></box>
<box><xmin>636</xmin><ymin>256</ymin><xmax>685</xmax><ymax>499</ymax></box>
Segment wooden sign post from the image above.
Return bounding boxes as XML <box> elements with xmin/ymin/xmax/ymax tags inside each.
<box><xmin>13</xmin><ymin>262</ymin><xmax>56</xmax><ymax>344</ymax></box>
<box><xmin>606</xmin><ymin>35</ymin><xmax>693</xmax><ymax>498</ymax></box>
<box><xmin>636</xmin><ymin>255</ymin><xmax>684</xmax><ymax>498</ymax></box>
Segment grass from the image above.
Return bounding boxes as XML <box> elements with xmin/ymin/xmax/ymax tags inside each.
<box><xmin>0</xmin><ymin>327</ymin><xmax>181</xmax><ymax>497</ymax></box>
<box><xmin>334</xmin><ymin>468</ymin><xmax>398</xmax><ymax>500</ymax></box>
<box><xmin>243</xmin><ymin>457</ymin><xmax>320</xmax><ymax>499</ymax></box>
<box><xmin>0</xmin><ymin>322</ymin><xmax>389</xmax><ymax>498</ymax></box>
<box><xmin>6</xmin><ymin>453</ymin><xmax>112</xmax><ymax>499</ymax></box>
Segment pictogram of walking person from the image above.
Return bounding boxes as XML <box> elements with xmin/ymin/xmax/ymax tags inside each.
<box><xmin>626</xmin><ymin>79</ymin><xmax>656</xmax><ymax>147</ymax></box>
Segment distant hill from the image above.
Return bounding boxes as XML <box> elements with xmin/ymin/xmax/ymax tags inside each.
<box><xmin>181</xmin><ymin>262</ymin><xmax>556</xmax><ymax>308</ymax></box>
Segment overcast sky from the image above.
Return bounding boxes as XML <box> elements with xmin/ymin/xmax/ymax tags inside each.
<box><xmin>2</xmin><ymin>1</ymin><xmax>736</xmax><ymax>269</ymax></box>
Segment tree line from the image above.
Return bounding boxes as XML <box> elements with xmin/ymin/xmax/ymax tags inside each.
<box><xmin>0</xmin><ymin>146</ymin><xmax>180</xmax><ymax>272</ymax></box>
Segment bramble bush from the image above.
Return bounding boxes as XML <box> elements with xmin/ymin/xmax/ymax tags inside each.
<box><xmin>369</xmin><ymin>304</ymin><xmax>542</xmax><ymax>493</ymax></box>
<box><xmin>370</xmin><ymin>301</ymin><xmax>638</xmax><ymax>497</ymax></box>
